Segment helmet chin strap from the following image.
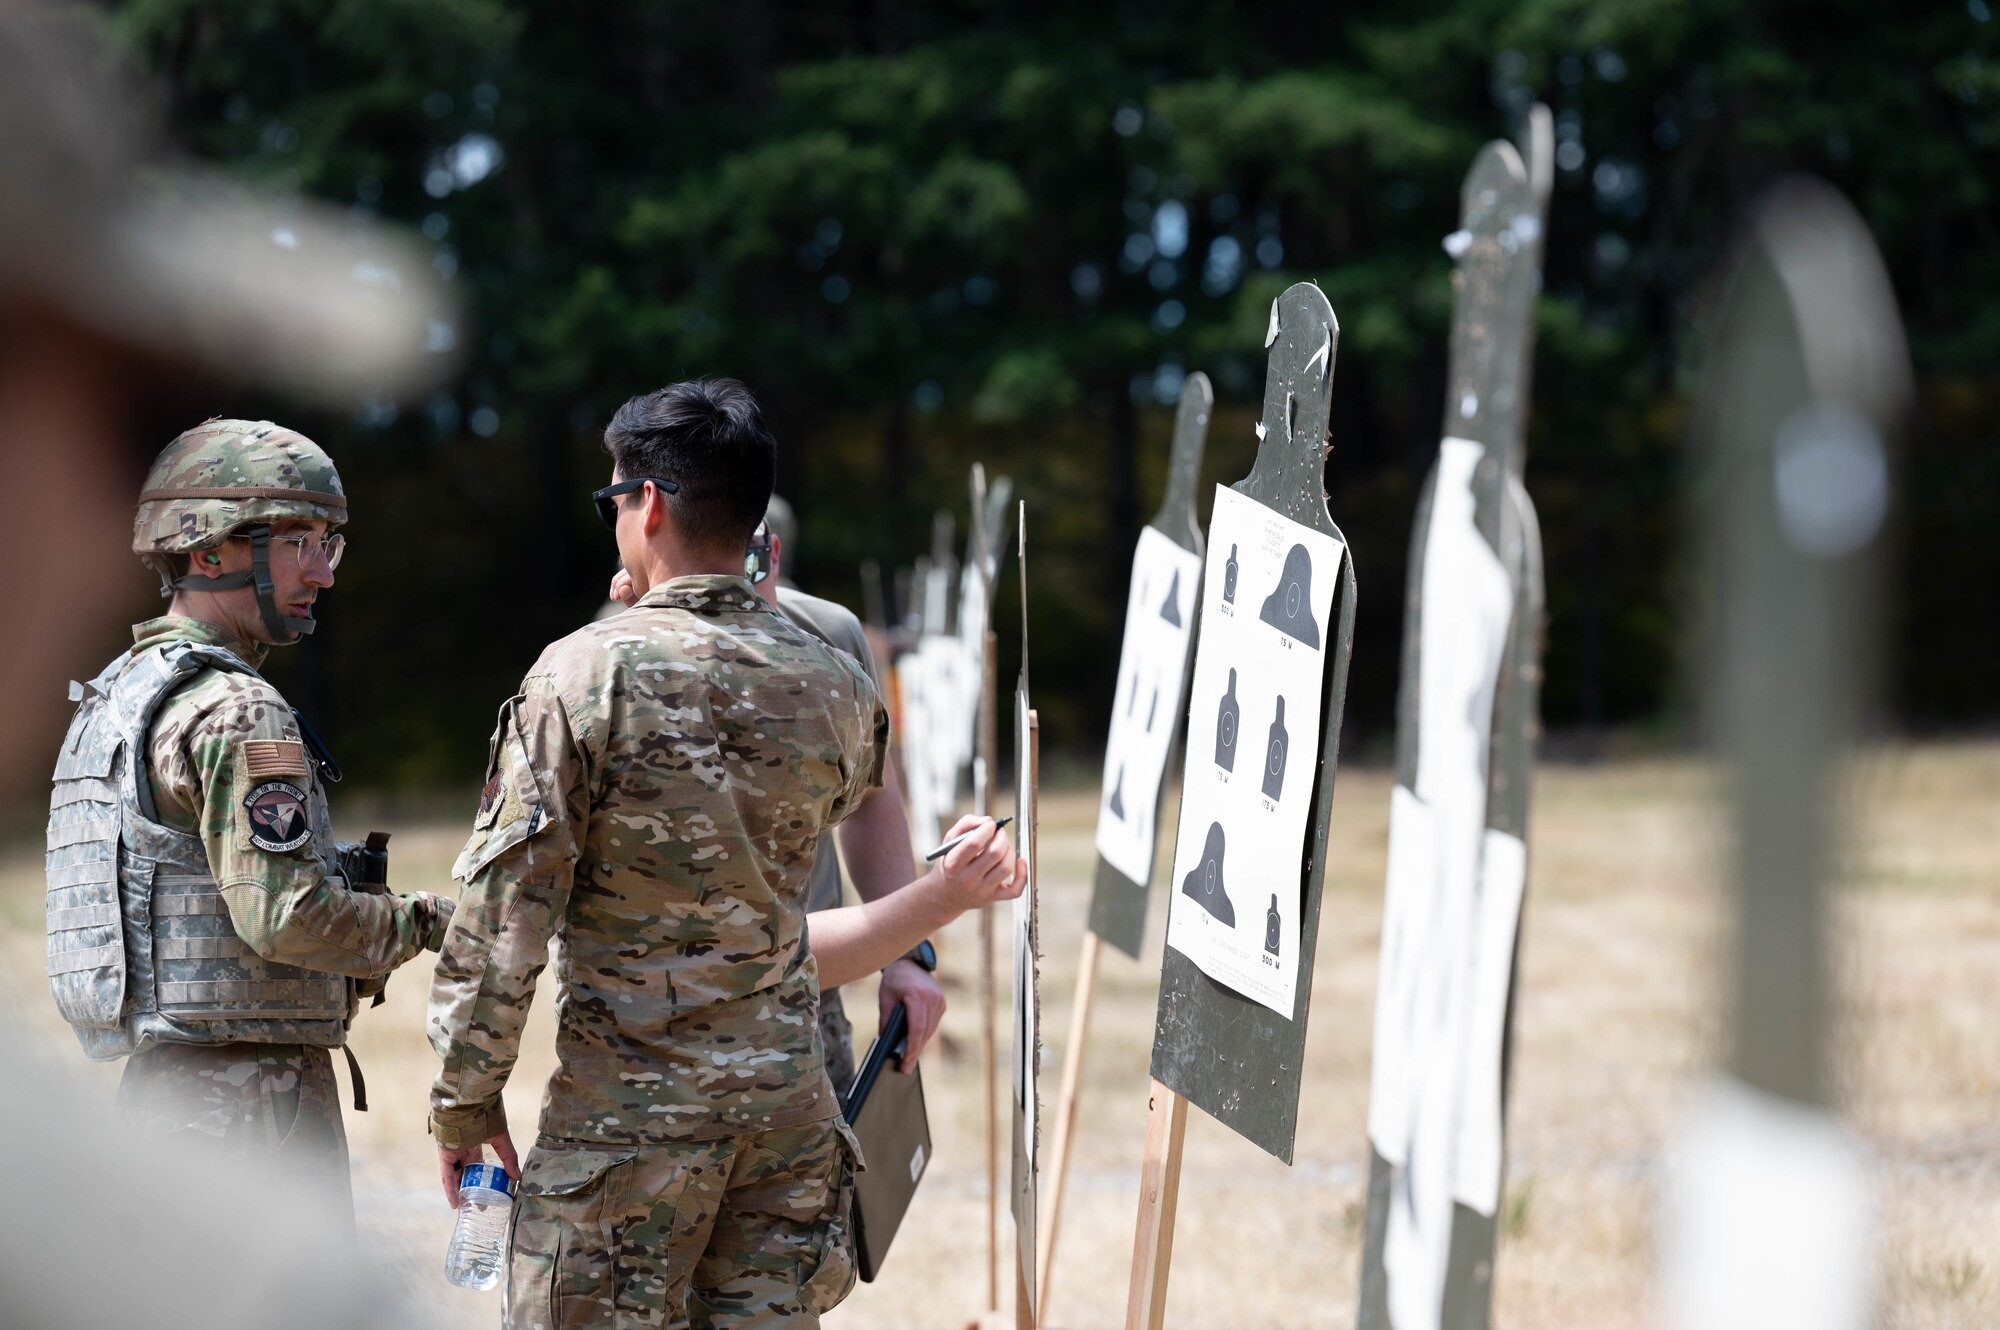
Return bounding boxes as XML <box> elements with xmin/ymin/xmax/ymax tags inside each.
<box><xmin>167</xmin><ymin>525</ymin><xmax>316</xmax><ymax>642</ymax></box>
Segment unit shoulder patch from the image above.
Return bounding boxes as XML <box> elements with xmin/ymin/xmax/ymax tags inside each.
<box><xmin>242</xmin><ymin>738</ymin><xmax>309</xmax><ymax>780</ymax></box>
<box><xmin>243</xmin><ymin>781</ymin><xmax>312</xmax><ymax>853</ymax></box>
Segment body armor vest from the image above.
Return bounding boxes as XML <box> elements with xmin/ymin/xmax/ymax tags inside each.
<box><xmin>46</xmin><ymin>640</ymin><xmax>348</xmax><ymax>1060</ymax></box>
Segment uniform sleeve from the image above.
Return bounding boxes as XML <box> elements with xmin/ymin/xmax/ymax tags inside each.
<box><xmin>822</xmin><ymin>669</ymin><xmax>890</xmax><ymax>830</ymax></box>
<box><xmin>179</xmin><ymin>692</ymin><xmax>434</xmax><ymax>978</ymax></box>
<box><xmin>830</xmin><ymin>614</ymin><xmax>885</xmax><ymax>694</ymax></box>
<box><xmin>428</xmin><ymin>676</ymin><xmax>590</xmax><ymax>1149</ymax></box>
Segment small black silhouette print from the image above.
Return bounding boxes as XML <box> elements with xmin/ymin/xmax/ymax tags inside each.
<box><xmin>1214</xmin><ymin>668</ymin><xmax>1240</xmax><ymax>772</ymax></box>
<box><xmin>1264</xmin><ymin>894</ymin><xmax>1281</xmax><ymax>956</ymax></box>
<box><xmin>1223</xmin><ymin>544</ymin><xmax>1240</xmax><ymax>604</ymax></box>
<box><xmin>1145</xmin><ymin>684</ymin><xmax>1159</xmax><ymax>733</ymax></box>
<box><xmin>1159</xmin><ymin>569</ymin><xmax>1183</xmax><ymax>627</ymax></box>
<box><xmin>1262</xmin><ymin>695</ymin><xmax>1289</xmax><ymax>801</ymax></box>
<box><xmin>1258</xmin><ymin>543</ymin><xmax>1321</xmax><ymax>647</ymax></box>
<box><xmin>1180</xmin><ymin>821</ymin><xmax>1234</xmax><ymax>925</ymax></box>
<box><xmin>1126</xmin><ymin>669</ymin><xmax>1139</xmax><ymax>717</ymax></box>
<box><xmin>1108</xmin><ymin>764</ymin><xmax>1126</xmax><ymax>819</ymax></box>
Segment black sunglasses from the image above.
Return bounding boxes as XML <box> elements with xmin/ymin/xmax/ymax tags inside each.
<box><xmin>592</xmin><ymin>476</ymin><xmax>680</xmax><ymax>529</ymax></box>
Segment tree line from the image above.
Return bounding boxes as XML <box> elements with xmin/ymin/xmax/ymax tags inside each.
<box><xmin>101</xmin><ymin>0</ymin><xmax>2000</xmax><ymax>787</ymax></box>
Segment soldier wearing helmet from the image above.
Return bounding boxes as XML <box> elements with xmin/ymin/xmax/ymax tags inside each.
<box><xmin>46</xmin><ymin>418</ymin><xmax>456</xmax><ymax>1220</ymax></box>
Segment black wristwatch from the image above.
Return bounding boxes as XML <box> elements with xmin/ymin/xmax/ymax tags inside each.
<box><xmin>899</xmin><ymin>939</ymin><xmax>937</xmax><ymax>973</ymax></box>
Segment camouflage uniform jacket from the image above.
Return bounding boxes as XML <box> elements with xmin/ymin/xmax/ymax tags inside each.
<box><xmin>136</xmin><ymin>616</ymin><xmax>438</xmax><ymax>982</ymax></box>
<box><xmin>428</xmin><ymin>574</ymin><xmax>888</xmax><ymax>1150</ymax></box>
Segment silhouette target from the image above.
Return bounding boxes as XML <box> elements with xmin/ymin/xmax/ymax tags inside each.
<box><xmin>1214</xmin><ymin>669</ymin><xmax>1241</xmax><ymax>772</ymax></box>
<box><xmin>1180</xmin><ymin>821</ymin><xmax>1235</xmax><ymax>926</ymax></box>
<box><xmin>1223</xmin><ymin>544</ymin><xmax>1240</xmax><ymax>604</ymax></box>
<box><xmin>1159</xmin><ymin>570</ymin><xmax>1184</xmax><ymax>627</ymax></box>
<box><xmin>1262</xmin><ymin>696</ymin><xmax>1290</xmax><ymax>800</ymax></box>
<box><xmin>1264</xmin><ymin>895</ymin><xmax>1281</xmax><ymax>956</ymax></box>
<box><xmin>1107</xmin><ymin>765</ymin><xmax>1126</xmax><ymax>819</ymax></box>
<box><xmin>1259</xmin><ymin>544</ymin><xmax>1322</xmax><ymax>647</ymax></box>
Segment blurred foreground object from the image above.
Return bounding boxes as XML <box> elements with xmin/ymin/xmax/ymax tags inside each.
<box><xmin>0</xmin><ymin>1</ymin><xmax>454</xmax><ymax>796</ymax></box>
<box><xmin>0</xmin><ymin>7</ymin><xmax>446</xmax><ymax>1324</ymax></box>
<box><xmin>0</xmin><ymin>1022</ymin><xmax>393</xmax><ymax>1330</ymax></box>
<box><xmin>1659</xmin><ymin>178</ymin><xmax>1911</xmax><ymax>1330</ymax></box>
<box><xmin>0</xmin><ymin>3</ymin><xmax>453</xmax><ymax>405</ymax></box>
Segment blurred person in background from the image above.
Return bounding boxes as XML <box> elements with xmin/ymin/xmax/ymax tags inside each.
<box><xmin>430</xmin><ymin>379</ymin><xmax>1022</xmax><ymax>1327</ymax></box>
<box><xmin>0</xmin><ymin>5</ymin><xmax>450</xmax><ymax>802</ymax></box>
<box><xmin>745</xmin><ymin>501</ymin><xmax>946</xmax><ymax>1089</ymax></box>
<box><xmin>611</xmin><ymin>495</ymin><xmax>947</xmax><ymax>1095</ymax></box>
<box><xmin>0</xmin><ymin>7</ymin><xmax>452</xmax><ymax>1327</ymax></box>
<box><xmin>47</xmin><ymin>420</ymin><xmax>458</xmax><ymax>1221</ymax></box>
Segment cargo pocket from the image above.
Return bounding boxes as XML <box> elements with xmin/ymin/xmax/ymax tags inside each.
<box><xmin>506</xmin><ymin>1146</ymin><xmax>635</xmax><ymax>1330</ymax></box>
<box><xmin>798</xmin><ymin>1121</ymin><xmax>866</xmax><ymax>1315</ymax></box>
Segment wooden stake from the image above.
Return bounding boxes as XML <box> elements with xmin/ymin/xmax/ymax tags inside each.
<box><xmin>1036</xmin><ymin>929</ymin><xmax>1102</xmax><ymax>1318</ymax></box>
<box><xmin>1123</xmin><ymin>1079</ymin><xmax>1188</xmax><ymax>1330</ymax></box>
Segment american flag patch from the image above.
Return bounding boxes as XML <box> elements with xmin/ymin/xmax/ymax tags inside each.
<box><xmin>242</xmin><ymin>739</ymin><xmax>308</xmax><ymax>779</ymax></box>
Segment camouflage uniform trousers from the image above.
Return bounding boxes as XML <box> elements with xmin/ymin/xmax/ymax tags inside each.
<box><xmin>816</xmin><ymin>988</ymin><xmax>856</xmax><ymax>1103</ymax></box>
<box><xmin>115</xmin><ymin>1041</ymin><xmax>354</xmax><ymax>1229</ymax></box>
<box><xmin>506</xmin><ymin>1118</ymin><xmax>863</xmax><ymax>1330</ymax></box>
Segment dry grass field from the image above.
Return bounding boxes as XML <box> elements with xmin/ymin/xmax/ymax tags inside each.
<box><xmin>0</xmin><ymin>740</ymin><xmax>1994</xmax><ymax>1329</ymax></box>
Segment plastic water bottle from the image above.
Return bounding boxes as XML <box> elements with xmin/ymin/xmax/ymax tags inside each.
<box><xmin>444</xmin><ymin>1162</ymin><xmax>513</xmax><ymax>1290</ymax></box>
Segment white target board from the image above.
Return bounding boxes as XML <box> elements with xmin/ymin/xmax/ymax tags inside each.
<box><xmin>1093</xmin><ymin>527</ymin><xmax>1204</xmax><ymax>887</ymax></box>
<box><xmin>897</xmin><ymin>635</ymin><xmax>968</xmax><ymax>848</ymax></box>
<box><xmin>1366</xmin><ymin>437</ymin><xmax>1519</xmax><ymax>1330</ymax></box>
<box><xmin>1164</xmin><ymin>485</ymin><xmax>1344</xmax><ymax>1018</ymax></box>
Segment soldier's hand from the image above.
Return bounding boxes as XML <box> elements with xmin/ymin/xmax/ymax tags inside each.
<box><xmin>608</xmin><ymin>567</ymin><xmax>638</xmax><ymax>606</ymax></box>
<box><xmin>419</xmin><ymin>892</ymin><xmax>457</xmax><ymax>951</ymax></box>
<box><xmin>438</xmin><ymin>1129</ymin><xmax>520</xmax><ymax>1209</ymax></box>
<box><xmin>930</xmin><ymin>814</ymin><xmax>1026</xmax><ymax>913</ymax></box>
<box><xmin>879</xmin><ymin>960</ymin><xmax>945</xmax><ymax>1070</ymax></box>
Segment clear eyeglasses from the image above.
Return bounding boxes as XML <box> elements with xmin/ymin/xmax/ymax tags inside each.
<box><xmin>260</xmin><ymin>530</ymin><xmax>346</xmax><ymax>570</ymax></box>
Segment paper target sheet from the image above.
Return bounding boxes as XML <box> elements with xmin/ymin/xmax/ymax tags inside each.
<box><xmin>1164</xmin><ymin>485</ymin><xmax>1344</xmax><ymax>1018</ymax></box>
<box><xmin>1366</xmin><ymin>437</ymin><xmax>1519</xmax><ymax>1330</ymax></box>
<box><xmin>1093</xmin><ymin>527</ymin><xmax>1203</xmax><ymax>887</ymax></box>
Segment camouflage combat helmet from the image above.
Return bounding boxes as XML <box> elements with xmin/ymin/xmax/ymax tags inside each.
<box><xmin>133</xmin><ymin>419</ymin><xmax>348</xmax><ymax>641</ymax></box>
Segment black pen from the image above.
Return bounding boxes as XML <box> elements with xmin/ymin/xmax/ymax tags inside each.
<box><xmin>923</xmin><ymin>816</ymin><xmax>1013</xmax><ymax>863</ymax></box>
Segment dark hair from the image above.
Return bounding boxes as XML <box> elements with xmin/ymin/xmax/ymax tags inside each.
<box><xmin>603</xmin><ymin>379</ymin><xmax>776</xmax><ymax>550</ymax></box>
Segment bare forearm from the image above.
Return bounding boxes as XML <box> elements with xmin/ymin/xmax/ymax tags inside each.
<box><xmin>835</xmin><ymin>762</ymin><xmax>918</xmax><ymax>903</ymax></box>
<box><xmin>809</xmin><ymin>867</ymin><xmax>959</xmax><ymax>987</ymax></box>
<box><xmin>811</xmin><ymin>814</ymin><xmax>1025</xmax><ymax>987</ymax></box>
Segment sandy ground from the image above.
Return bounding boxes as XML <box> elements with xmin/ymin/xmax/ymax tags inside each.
<box><xmin>0</xmin><ymin>740</ymin><xmax>1995</xmax><ymax>1328</ymax></box>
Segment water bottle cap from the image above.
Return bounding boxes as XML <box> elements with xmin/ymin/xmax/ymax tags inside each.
<box><xmin>460</xmin><ymin>1162</ymin><xmax>512</xmax><ymax>1197</ymax></box>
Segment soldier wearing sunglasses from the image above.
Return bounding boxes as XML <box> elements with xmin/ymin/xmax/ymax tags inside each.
<box><xmin>609</xmin><ymin>501</ymin><xmax>947</xmax><ymax>1096</ymax></box>
<box><xmin>431</xmin><ymin>379</ymin><xmax>1021</xmax><ymax>1327</ymax></box>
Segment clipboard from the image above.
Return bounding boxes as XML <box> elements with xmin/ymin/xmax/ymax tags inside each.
<box><xmin>840</xmin><ymin>1002</ymin><xmax>933</xmax><ymax>1282</ymax></box>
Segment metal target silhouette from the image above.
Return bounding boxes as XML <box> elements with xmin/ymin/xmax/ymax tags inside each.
<box><xmin>1043</xmin><ymin>377</ymin><xmax>1211</xmax><ymax>1319</ymax></box>
<box><xmin>1149</xmin><ymin>279</ymin><xmax>1358</xmax><ymax>1161</ymax></box>
<box><xmin>1126</xmin><ymin>280</ymin><xmax>1360</xmax><ymax>1330</ymax></box>
<box><xmin>1086</xmin><ymin>375</ymin><xmax>1212</xmax><ymax>952</ymax></box>
<box><xmin>1359</xmin><ymin>108</ymin><xmax>1551</xmax><ymax>1330</ymax></box>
